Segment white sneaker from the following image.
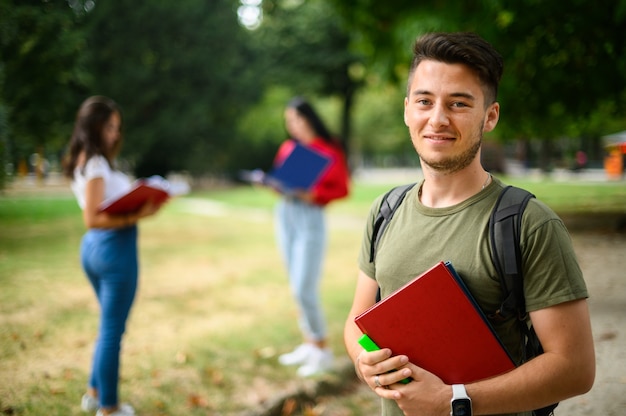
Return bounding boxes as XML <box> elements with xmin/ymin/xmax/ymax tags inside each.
<box><xmin>81</xmin><ymin>394</ymin><xmax>98</xmax><ymax>412</ymax></box>
<box><xmin>95</xmin><ymin>403</ymin><xmax>135</xmax><ymax>416</ymax></box>
<box><xmin>297</xmin><ymin>347</ymin><xmax>334</xmax><ymax>377</ymax></box>
<box><xmin>278</xmin><ymin>343</ymin><xmax>316</xmax><ymax>366</ymax></box>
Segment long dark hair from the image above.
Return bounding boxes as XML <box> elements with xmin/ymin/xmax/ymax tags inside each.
<box><xmin>287</xmin><ymin>97</ymin><xmax>334</xmax><ymax>144</ymax></box>
<box><xmin>62</xmin><ymin>96</ymin><xmax>122</xmax><ymax>179</ymax></box>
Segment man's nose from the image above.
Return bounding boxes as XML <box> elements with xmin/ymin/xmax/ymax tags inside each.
<box><xmin>428</xmin><ymin>104</ymin><xmax>450</xmax><ymax>128</ymax></box>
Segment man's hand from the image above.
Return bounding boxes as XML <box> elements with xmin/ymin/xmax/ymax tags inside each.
<box><xmin>388</xmin><ymin>362</ymin><xmax>451</xmax><ymax>416</ymax></box>
<box><xmin>357</xmin><ymin>348</ymin><xmax>410</xmax><ymax>396</ymax></box>
<box><xmin>359</xmin><ymin>352</ymin><xmax>451</xmax><ymax>416</ymax></box>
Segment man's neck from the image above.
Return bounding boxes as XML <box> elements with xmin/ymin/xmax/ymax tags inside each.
<box><xmin>419</xmin><ymin>164</ymin><xmax>491</xmax><ymax>208</ymax></box>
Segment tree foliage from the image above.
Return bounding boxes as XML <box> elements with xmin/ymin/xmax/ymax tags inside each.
<box><xmin>0</xmin><ymin>101</ymin><xmax>8</xmax><ymax>188</ymax></box>
<box><xmin>256</xmin><ymin>0</ymin><xmax>364</xmax><ymax>147</ymax></box>
<box><xmin>0</xmin><ymin>0</ymin><xmax>88</xmax><ymax>172</ymax></box>
<box><xmin>329</xmin><ymin>0</ymin><xmax>626</xmax><ymax>165</ymax></box>
<box><xmin>83</xmin><ymin>0</ymin><xmax>261</xmax><ymax>177</ymax></box>
<box><xmin>2</xmin><ymin>0</ymin><xmax>626</xmax><ymax>180</ymax></box>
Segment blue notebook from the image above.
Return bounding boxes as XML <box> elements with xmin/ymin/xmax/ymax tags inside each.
<box><xmin>266</xmin><ymin>142</ymin><xmax>331</xmax><ymax>192</ymax></box>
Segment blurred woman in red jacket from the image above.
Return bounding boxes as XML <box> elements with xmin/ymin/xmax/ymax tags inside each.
<box><xmin>274</xmin><ymin>97</ymin><xmax>350</xmax><ymax>377</ymax></box>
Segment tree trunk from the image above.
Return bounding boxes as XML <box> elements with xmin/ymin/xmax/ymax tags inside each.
<box><xmin>340</xmin><ymin>87</ymin><xmax>355</xmax><ymax>170</ymax></box>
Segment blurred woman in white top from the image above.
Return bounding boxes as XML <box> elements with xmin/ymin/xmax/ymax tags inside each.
<box><xmin>62</xmin><ymin>96</ymin><xmax>161</xmax><ymax>416</ymax></box>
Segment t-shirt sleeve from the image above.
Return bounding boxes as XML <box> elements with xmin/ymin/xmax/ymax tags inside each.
<box><xmin>83</xmin><ymin>155</ymin><xmax>109</xmax><ymax>181</ymax></box>
<box><xmin>521</xmin><ymin>200</ymin><xmax>588</xmax><ymax>312</ymax></box>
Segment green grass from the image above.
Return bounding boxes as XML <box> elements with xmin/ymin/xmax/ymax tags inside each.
<box><xmin>499</xmin><ymin>177</ymin><xmax>626</xmax><ymax>214</ymax></box>
<box><xmin>0</xmin><ymin>177</ymin><xmax>624</xmax><ymax>415</ymax></box>
<box><xmin>203</xmin><ymin>175</ymin><xmax>626</xmax><ymax>216</ymax></box>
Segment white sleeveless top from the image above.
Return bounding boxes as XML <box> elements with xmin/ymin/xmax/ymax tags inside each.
<box><xmin>71</xmin><ymin>155</ymin><xmax>131</xmax><ymax>210</ymax></box>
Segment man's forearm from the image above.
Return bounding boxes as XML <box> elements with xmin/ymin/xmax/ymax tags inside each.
<box><xmin>468</xmin><ymin>300</ymin><xmax>595</xmax><ymax>414</ymax></box>
<box><xmin>344</xmin><ymin>317</ymin><xmax>365</xmax><ymax>377</ymax></box>
<box><xmin>467</xmin><ymin>348</ymin><xmax>593</xmax><ymax>414</ymax></box>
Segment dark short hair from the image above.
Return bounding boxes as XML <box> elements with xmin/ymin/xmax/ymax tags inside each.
<box><xmin>408</xmin><ymin>32</ymin><xmax>503</xmax><ymax>105</ymax></box>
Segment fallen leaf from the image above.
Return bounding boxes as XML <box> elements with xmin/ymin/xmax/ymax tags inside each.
<box><xmin>282</xmin><ymin>398</ymin><xmax>297</xmax><ymax>416</ymax></box>
<box><xmin>187</xmin><ymin>393</ymin><xmax>210</xmax><ymax>408</ymax></box>
<box><xmin>597</xmin><ymin>331</ymin><xmax>617</xmax><ymax>341</ymax></box>
<box><xmin>303</xmin><ymin>403</ymin><xmax>321</xmax><ymax>416</ymax></box>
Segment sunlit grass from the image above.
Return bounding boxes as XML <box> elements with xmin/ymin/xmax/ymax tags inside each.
<box><xmin>0</xmin><ymin>177</ymin><xmax>624</xmax><ymax>415</ymax></box>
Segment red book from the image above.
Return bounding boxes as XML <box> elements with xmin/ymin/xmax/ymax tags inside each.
<box><xmin>99</xmin><ymin>178</ymin><xmax>170</xmax><ymax>215</ymax></box>
<box><xmin>354</xmin><ymin>261</ymin><xmax>515</xmax><ymax>384</ymax></box>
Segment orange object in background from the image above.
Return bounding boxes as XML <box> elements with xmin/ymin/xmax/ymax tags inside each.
<box><xmin>604</xmin><ymin>148</ymin><xmax>624</xmax><ymax>179</ymax></box>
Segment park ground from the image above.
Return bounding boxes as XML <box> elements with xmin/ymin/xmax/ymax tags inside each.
<box><xmin>243</xmin><ymin>223</ymin><xmax>626</xmax><ymax>416</ymax></box>
<box><xmin>2</xmin><ymin>167</ymin><xmax>625</xmax><ymax>415</ymax></box>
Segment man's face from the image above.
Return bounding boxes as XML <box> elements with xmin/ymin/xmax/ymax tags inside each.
<box><xmin>404</xmin><ymin>60</ymin><xmax>499</xmax><ymax>174</ymax></box>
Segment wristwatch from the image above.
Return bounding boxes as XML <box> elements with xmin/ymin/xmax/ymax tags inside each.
<box><xmin>450</xmin><ymin>384</ymin><xmax>472</xmax><ymax>416</ymax></box>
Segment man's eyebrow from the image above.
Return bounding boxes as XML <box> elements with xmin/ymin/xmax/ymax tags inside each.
<box><xmin>411</xmin><ymin>89</ymin><xmax>432</xmax><ymax>96</ymax></box>
<box><xmin>450</xmin><ymin>92</ymin><xmax>476</xmax><ymax>100</ymax></box>
<box><xmin>411</xmin><ymin>90</ymin><xmax>476</xmax><ymax>101</ymax></box>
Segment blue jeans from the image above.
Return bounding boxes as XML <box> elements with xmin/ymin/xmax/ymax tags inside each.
<box><xmin>81</xmin><ymin>226</ymin><xmax>138</xmax><ymax>408</ymax></box>
<box><xmin>275</xmin><ymin>198</ymin><xmax>327</xmax><ymax>341</ymax></box>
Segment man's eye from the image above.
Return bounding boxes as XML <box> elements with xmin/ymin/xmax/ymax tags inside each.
<box><xmin>451</xmin><ymin>102</ymin><xmax>468</xmax><ymax>108</ymax></box>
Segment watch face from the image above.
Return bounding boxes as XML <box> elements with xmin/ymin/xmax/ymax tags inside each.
<box><xmin>452</xmin><ymin>398</ymin><xmax>472</xmax><ymax>416</ymax></box>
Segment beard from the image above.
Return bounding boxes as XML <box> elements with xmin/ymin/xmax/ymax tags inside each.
<box><xmin>417</xmin><ymin>125</ymin><xmax>483</xmax><ymax>175</ymax></box>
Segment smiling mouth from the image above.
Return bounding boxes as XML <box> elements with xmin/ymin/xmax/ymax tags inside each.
<box><xmin>424</xmin><ymin>135</ymin><xmax>455</xmax><ymax>142</ymax></box>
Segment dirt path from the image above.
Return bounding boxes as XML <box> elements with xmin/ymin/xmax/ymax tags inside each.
<box><xmin>560</xmin><ymin>231</ymin><xmax>626</xmax><ymax>416</ymax></box>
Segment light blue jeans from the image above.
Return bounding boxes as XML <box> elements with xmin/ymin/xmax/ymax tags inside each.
<box><xmin>81</xmin><ymin>225</ymin><xmax>138</xmax><ymax>408</ymax></box>
<box><xmin>275</xmin><ymin>198</ymin><xmax>327</xmax><ymax>342</ymax></box>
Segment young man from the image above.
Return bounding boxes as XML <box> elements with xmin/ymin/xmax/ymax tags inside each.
<box><xmin>344</xmin><ymin>32</ymin><xmax>595</xmax><ymax>416</ymax></box>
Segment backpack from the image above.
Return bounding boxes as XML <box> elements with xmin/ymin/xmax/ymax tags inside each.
<box><xmin>368</xmin><ymin>183</ymin><xmax>558</xmax><ymax>416</ymax></box>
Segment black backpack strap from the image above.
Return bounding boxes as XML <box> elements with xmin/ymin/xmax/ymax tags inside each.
<box><xmin>368</xmin><ymin>183</ymin><xmax>416</xmax><ymax>263</ymax></box>
<box><xmin>488</xmin><ymin>185</ymin><xmax>535</xmax><ymax>321</ymax></box>
<box><xmin>369</xmin><ymin>183</ymin><xmax>416</xmax><ymax>304</ymax></box>
<box><xmin>489</xmin><ymin>186</ymin><xmax>558</xmax><ymax>416</ymax></box>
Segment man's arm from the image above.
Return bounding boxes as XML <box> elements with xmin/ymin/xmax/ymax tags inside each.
<box><xmin>344</xmin><ymin>270</ymin><xmax>379</xmax><ymax>373</ymax></box>
<box><xmin>345</xmin><ymin>271</ymin><xmax>594</xmax><ymax>415</ymax></box>
<box><xmin>467</xmin><ymin>298</ymin><xmax>595</xmax><ymax>414</ymax></box>
<box><xmin>344</xmin><ymin>270</ymin><xmax>412</xmax><ymax>389</ymax></box>
<box><xmin>383</xmin><ymin>298</ymin><xmax>595</xmax><ymax>415</ymax></box>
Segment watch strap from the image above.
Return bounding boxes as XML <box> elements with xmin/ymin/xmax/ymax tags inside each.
<box><xmin>451</xmin><ymin>384</ymin><xmax>472</xmax><ymax>416</ymax></box>
<box><xmin>452</xmin><ymin>384</ymin><xmax>469</xmax><ymax>399</ymax></box>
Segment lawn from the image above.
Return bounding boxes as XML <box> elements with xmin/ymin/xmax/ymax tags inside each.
<box><xmin>0</xmin><ymin>174</ymin><xmax>624</xmax><ymax>415</ymax></box>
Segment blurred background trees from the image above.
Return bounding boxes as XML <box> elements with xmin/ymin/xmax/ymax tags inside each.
<box><xmin>0</xmin><ymin>0</ymin><xmax>88</xmax><ymax>187</ymax></box>
<box><xmin>1</xmin><ymin>0</ymin><xmax>625</xmax><ymax>188</ymax></box>
<box><xmin>329</xmin><ymin>0</ymin><xmax>626</xmax><ymax>170</ymax></box>
<box><xmin>83</xmin><ymin>0</ymin><xmax>260</xmax><ymax>177</ymax></box>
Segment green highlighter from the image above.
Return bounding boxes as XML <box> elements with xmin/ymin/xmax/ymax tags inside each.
<box><xmin>358</xmin><ymin>334</ymin><xmax>411</xmax><ymax>384</ymax></box>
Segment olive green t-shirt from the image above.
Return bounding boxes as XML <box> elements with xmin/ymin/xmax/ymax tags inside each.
<box><xmin>357</xmin><ymin>178</ymin><xmax>588</xmax><ymax>416</ymax></box>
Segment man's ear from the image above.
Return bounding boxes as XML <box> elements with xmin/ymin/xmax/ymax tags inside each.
<box><xmin>483</xmin><ymin>102</ymin><xmax>500</xmax><ymax>133</ymax></box>
<box><xmin>403</xmin><ymin>96</ymin><xmax>409</xmax><ymax>127</ymax></box>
